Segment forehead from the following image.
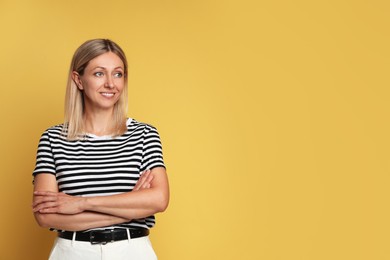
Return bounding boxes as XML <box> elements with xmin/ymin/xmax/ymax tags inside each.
<box><xmin>87</xmin><ymin>52</ymin><xmax>124</xmax><ymax>69</ymax></box>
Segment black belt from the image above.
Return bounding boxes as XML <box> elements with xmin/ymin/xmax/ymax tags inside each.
<box><xmin>58</xmin><ymin>228</ymin><xmax>149</xmax><ymax>244</ymax></box>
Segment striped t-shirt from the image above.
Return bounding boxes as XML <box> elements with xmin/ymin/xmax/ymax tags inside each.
<box><xmin>33</xmin><ymin>118</ymin><xmax>165</xmax><ymax>230</ymax></box>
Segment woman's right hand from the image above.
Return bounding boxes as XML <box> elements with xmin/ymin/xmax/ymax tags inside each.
<box><xmin>133</xmin><ymin>170</ymin><xmax>154</xmax><ymax>191</ymax></box>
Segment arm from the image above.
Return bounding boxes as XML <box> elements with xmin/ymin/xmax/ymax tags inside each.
<box><xmin>85</xmin><ymin>167</ymin><xmax>169</xmax><ymax>219</ymax></box>
<box><xmin>33</xmin><ymin>174</ymin><xmax>130</xmax><ymax>231</ymax></box>
<box><xmin>36</xmin><ymin>211</ymin><xmax>130</xmax><ymax>232</ymax></box>
<box><xmin>33</xmin><ymin>167</ymin><xmax>169</xmax><ymax>221</ymax></box>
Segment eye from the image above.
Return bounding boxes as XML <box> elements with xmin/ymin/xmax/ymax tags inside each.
<box><xmin>114</xmin><ymin>72</ymin><xmax>123</xmax><ymax>78</ymax></box>
<box><xmin>94</xmin><ymin>72</ymin><xmax>104</xmax><ymax>77</ymax></box>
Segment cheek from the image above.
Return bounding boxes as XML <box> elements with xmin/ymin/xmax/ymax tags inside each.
<box><xmin>116</xmin><ymin>80</ymin><xmax>125</xmax><ymax>91</ymax></box>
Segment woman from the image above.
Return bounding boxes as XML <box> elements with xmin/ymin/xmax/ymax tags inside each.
<box><xmin>32</xmin><ymin>39</ymin><xmax>169</xmax><ymax>260</ymax></box>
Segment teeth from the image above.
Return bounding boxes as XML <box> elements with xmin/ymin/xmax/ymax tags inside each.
<box><xmin>101</xmin><ymin>93</ymin><xmax>114</xmax><ymax>97</ymax></box>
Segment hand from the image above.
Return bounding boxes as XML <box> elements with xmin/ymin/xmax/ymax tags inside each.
<box><xmin>33</xmin><ymin>191</ymin><xmax>86</xmax><ymax>214</ymax></box>
<box><xmin>133</xmin><ymin>169</ymin><xmax>154</xmax><ymax>191</ymax></box>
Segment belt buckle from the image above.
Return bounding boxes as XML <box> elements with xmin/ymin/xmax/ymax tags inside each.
<box><xmin>90</xmin><ymin>229</ymin><xmax>115</xmax><ymax>245</ymax></box>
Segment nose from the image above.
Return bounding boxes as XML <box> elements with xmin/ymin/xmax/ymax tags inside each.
<box><xmin>105</xmin><ymin>75</ymin><xmax>114</xmax><ymax>88</ymax></box>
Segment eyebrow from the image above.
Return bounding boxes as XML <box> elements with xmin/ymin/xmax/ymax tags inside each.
<box><xmin>93</xmin><ymin>66</ymin><xmax>124</xmax><ymax>70</ymax></box>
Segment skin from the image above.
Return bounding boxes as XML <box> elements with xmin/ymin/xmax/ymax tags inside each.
<box><xmin>32</xmin><ymin>52</ymin><xmax>170</xmax><ymax>231</ymax></box>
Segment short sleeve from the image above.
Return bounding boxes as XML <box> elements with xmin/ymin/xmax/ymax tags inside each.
<box><xmin>141</xmin><ymin>126</ymin><xmax>166</xmax><ymax>171</ymax></box>
<box><xmin>33</xmin><ymin>130</ymin><xmax>56</xmax><ymax>177</ymax></box>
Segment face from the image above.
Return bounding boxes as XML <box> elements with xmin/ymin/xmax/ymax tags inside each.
<box><xmin>73</xmin><ymin>52</ymin><xmax>125</xmax><ymax>113</ymax></box>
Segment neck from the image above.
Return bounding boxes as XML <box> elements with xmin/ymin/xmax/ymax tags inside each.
<box><xmin>83</xmin><ymin>109</ymin><xmax>116</xmax><ymax>136</ymax></box>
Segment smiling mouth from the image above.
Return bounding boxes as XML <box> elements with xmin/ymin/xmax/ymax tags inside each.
<box><xmin>101</xmin><ymin>92</ymin><xmax>116</xmax><ymax>97</ymax></box>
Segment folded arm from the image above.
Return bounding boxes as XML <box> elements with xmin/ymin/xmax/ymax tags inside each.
<box><xmin>83</xmin><ymin>167</ymin><xmax>169</xmax><ymax>219</ymax></box>
<box><xmin>35</xmin><ymin>211</ymin><xmax>130</xmax><ymax>232</ymax></box>
<box><xmin>33</xmin><ymin>167</ymin><xmax>169</xmax><ymax>230</ymax></box>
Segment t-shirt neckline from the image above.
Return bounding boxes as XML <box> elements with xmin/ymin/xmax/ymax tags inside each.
<box><xmin>85</xmin><ymin>118</ymin><xmax>133</xmax><ymax>140</ymax></box>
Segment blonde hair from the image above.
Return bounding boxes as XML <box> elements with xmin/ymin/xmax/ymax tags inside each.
<box><xmin>63</xmin><ymin>39</ymin><xmax>128</xmax><ymax>140</ymax></box>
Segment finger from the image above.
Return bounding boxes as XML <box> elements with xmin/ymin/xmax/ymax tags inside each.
<box><xmin>33</xmin><ymin>201</ymin><xmax>58</xmax><ymax>212</ymax></box>
<box><xmin>133</xmin><ymin>177</ymin><xmax>143</xmax><ymax>191</ymax></box>
<box><xmin>38</xmin><ymin>207</ymin><xmax>59</xmax><ymax>214</ymax></box>
<box><xmin>33</xmin><ymin>192</ymin><xmax>68</xmax><ymax>206</ymax></box>
<box><xmin>34</xmin><ymin>191</ymin><xmax>58</xmax><ymax>196</ymax></box>
<box><xmin>32</xmin><ymin>196</ymin><xmax>58</xmax><ymax>207</ymax></box>
<box><xmin>133</xmin><ymin>172</ymin><xmax>145</xmax><ymax>189</ymax></box>
<box><xmin>145</xmin><ymin>173</ymin><xmax>154</xmax><ymax>184</ymax></box>
<box><xmin>141</xmin><ymin>175</ymin><xmax>154</xmax><ymax>189</ymax></box>
<box><xmin>140</xmin><ymin>170</ymin><xmax>151</xmax><ymax>182</ymax></box>
<box><xmin>134</xmin><ymin>170</ymin><xmax>151</xmax><ymax>191</ymax></box>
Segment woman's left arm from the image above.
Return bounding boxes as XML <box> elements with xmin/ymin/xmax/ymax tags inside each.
<box><xmin>33</xmin><ymin>167</ymin><xmax>169</xmax><ymax>220</ymax></box>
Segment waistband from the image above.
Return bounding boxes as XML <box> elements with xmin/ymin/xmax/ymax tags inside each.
<box><xmin>58</xmin><ymin>228</ymin><xmax>149</xmax><ymax>244</ymax></box>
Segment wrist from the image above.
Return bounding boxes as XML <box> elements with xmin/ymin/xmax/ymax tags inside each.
<box><xmin>82</xmin><ymin>197</ymin><xmax>92</xmax><ymax>211</ymax></box>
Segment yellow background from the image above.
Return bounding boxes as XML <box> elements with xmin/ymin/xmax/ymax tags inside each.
<box><xmin>0</xmin><ymin>0</ymin><xmax>389</xmax><ymax>259</ymax></box>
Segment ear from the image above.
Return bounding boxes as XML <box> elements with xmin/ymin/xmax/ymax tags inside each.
<box><xmin>72</xmin><ymin>71</ymin><xmax>83</xmax><ymax>90</ymax></box>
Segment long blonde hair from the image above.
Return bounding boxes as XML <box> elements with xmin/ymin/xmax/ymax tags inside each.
<box><xmin>63</xmin><ymin>39</ymin><xmax>128</xmax><ymax>140</ymax></box>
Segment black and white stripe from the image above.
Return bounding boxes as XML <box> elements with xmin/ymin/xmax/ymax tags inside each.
<box><xmin>33</xmin><ymin>118</ymin><xmax>165</xmax><ymax>230</ymax></box>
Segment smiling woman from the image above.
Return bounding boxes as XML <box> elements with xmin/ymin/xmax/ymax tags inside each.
<box><xmin>62</xmin><ymin>39</ymin><xmax>130</xmax><ymax>140</ymax></box>
<box><xmin>32</xmin><ymin>39</ymin><xmax>169</xmax><ymax>260</ymax></box>
<box><xmin>72</xmin><ymin>52</ymin><xmax>125</xmax><ymax>115</ymax></box>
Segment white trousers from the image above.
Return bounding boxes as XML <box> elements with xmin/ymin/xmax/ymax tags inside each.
<box><xmin>48</xmin><ymin>236</ymin><xmax>157</xmax><ymax>260</ymax></box>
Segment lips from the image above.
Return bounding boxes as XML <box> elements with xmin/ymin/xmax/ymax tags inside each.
<box><xmin>100</xmin><ymin>92</ymin><xmax>115</xmax><ymax>97</ymax></box>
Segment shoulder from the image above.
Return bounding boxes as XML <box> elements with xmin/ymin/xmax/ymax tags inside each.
<box><xmin>127</xmin><ymin>118</ymin><xmax>159</xmax><ymax>133</ymax></box>
<box><xmin>39</xmin><ymin>123</ymin><xmax>65</xmax><ymax>139</ymax></box>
